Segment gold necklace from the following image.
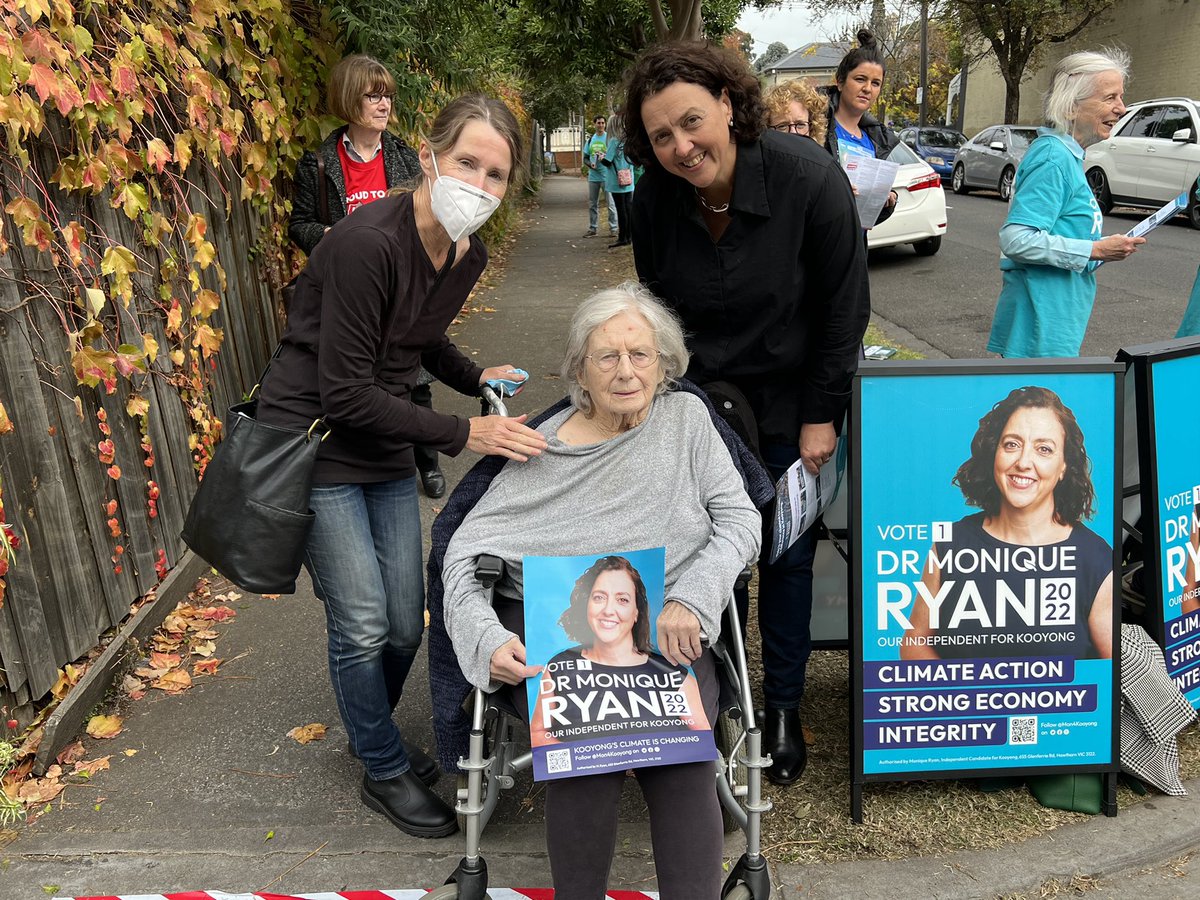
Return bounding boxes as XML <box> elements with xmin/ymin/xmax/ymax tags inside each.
<box><xmin>695</xmin><ymin>188</ymin><xmax>730</xmax><ymax>214</ymax></box>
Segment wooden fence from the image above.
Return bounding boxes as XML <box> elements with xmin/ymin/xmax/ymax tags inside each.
<box><xmin>0</xmin><ymin>145</ymin><xmax>280</xmax><ymax>715</ymax></box>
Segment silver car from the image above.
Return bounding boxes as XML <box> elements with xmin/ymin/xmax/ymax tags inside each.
<box><xmin>951</xmin><ymin>125</ymin><xmax>1041</xmax><ymax>200</ymax></box>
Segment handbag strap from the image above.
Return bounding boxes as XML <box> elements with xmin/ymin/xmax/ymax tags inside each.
<box><xmin>317</xmin><ymin>154</ymin><xmax>330</xmax><ymax>226</ymax></box>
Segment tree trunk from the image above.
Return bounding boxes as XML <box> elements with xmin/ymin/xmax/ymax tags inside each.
<box><xmin>1004</xmin><ymin>82</ymin><xmax>1020</xmax><ymax>124</ymax></box>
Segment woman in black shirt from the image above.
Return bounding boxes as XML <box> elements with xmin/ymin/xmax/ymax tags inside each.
<box><xmin>258</xmin><ymin>94</ymin><xmax>546</xmax><ymax>837</ymax></box>
<box><xmin>625</xmin><ymin>41</ymin><xmax>870</xmax><ymax>786</ymax></box>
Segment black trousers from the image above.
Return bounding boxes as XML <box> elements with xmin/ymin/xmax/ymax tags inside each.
<box><xmin>612</xmin><ymin>190</ymin><xmax>632</xmax><ymax>243</ymax></box>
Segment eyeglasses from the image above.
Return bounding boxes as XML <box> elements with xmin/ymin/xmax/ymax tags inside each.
<box><xmin>364</xmin><ymin>92</ymin><xmax>394</xmax><ymax>104</ymax></box>
<box><xmin>585</xmin><ymin>349</ymin><xmax>659</xmax><ymax>371</ymax></box>
<box><xmin>770</xmin><ymin>120</ymin><xmax>810</xmax><ymax>134</ymax></box>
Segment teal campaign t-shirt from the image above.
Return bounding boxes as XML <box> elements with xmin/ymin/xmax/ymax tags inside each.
<box><xmin>834</xmin><ymin>120</ymin><xmax>876</xmax><ymax>164</ymax></box>
<box><xmin>987</xmin><ymin>129</ymin><xmax>1103</xmax><ymax>357</ymax></box>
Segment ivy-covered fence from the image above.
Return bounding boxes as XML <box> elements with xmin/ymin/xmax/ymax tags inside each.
<box><xmin>0</xmin><ymin>0</ymin><xmax>334</xmax><ymax>715</ymax></box>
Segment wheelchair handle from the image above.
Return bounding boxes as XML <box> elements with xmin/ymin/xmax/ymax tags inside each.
<box><xmin>475</xmin><ymin>554</ymin><xmax>505</xmax><ymax>588</ymax></box>
<box><xmin>479</xmin><ymin>384</ymin><xmax>509</xmax><ymax>418</ymax></box>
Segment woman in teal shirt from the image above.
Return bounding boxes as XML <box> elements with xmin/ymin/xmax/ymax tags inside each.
<box><xmin>988</xmin><ymin>49</ymin><xmax>1145</xmax><ymax>358</ymax></box>
<box><xmin>599</xmin><ymin>116</ymin><xmax>635</xmax><ymax>248</ymax></box>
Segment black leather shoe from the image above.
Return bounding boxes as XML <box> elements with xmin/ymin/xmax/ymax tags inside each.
<box><xmin>361</xmin><ymin>770</ymin><xmax>457</xmax><ymax>837</ymax></box>
<box><xmin>764</xmin><ymin>708</ymin><xmax>807</xmax><ymax>785</ymax></box>
<box><xmin>345</xmin><ymin>739</ymin><xmax>440</xmax><ymax>788</ymax></box>
<box><xmin>419</xmin><ymin>468</ymin><xmax>446</xmax><ymax>499</ymax></box>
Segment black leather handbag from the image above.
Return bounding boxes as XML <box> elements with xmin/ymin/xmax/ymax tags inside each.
<box><xmin>181</xmin><ymin>359</ymin><xmax>329</xmax><ymax>595</ymax></box>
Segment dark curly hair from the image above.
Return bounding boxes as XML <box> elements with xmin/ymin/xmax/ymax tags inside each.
<box><xmin>620</xmin><ymin>40</ymin><xmax>765</xmax><ymax>169</ymax></box>
<box><xmin>557</xmin><ymin>556</ymin><xmax>652</xmax><ymax>655</ymax></box>
<box><xmin>835</xmin><ymin>28</ymin><xmax>887</xmax><ymax>86</ymax></box>
<box><xmin>952</xmin><ymin>386</ymin><xmax>1096</xmax><ymax>528</ymax></box>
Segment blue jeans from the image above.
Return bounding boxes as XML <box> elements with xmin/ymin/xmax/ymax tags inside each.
<box><xmin>588</xmin><ymin>179</ymin><xmax>618</xmax><ymax>231</ymax></box>
<box><xmin>758</xmin><ymin>441</ymin><xmax>818</xmax><ymax>709</ymax></box>
<box><xmin>303</xmin><ymin>478</ymin><xmax>425</xmax><ymax>780</ymax></box>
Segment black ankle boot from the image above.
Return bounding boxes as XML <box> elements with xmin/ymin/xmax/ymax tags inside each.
<box><xmin>361</xmin><ymin>770</ymin><xmax>457</xmax><ymax>837</ymax></box>
<box><xmin>764</xmin><ymin>708</ymin><xmax>807</xmax><ymax>785</ymax></box>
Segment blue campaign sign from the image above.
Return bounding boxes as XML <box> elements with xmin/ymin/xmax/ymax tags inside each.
<box><xmin>522</xmin><ymin>547</ymin><xmax>717</xmax><ymax>781</ymax></box>
<box><xmin>852</xmin><ymin>361</ymin><xmax>1121</xmax><ymax>793</ymax></box>
<box><xmin>1121</xmin><ymin>338</ymin><xmax>1200</xmax><ymax>709</ymax></box>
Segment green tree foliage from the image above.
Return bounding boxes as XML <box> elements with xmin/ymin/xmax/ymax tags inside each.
<box><xmin>753</xmin><ymin>40</ymin><xmax>789</xmax><ymax>72</ymax></box>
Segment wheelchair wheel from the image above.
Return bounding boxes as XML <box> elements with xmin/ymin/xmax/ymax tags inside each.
<box><xmin>716</xmin><ymin>709</ymin><xmax>747</xmax><ymax>834</ymax></box>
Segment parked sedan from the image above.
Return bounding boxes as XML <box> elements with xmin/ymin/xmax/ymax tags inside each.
<box><xmin>1084</xmin><ymin>97</ymin><xmax>1200</xmax><ymax>229</ymax></box>
<box><xmin>951</xmin><ymin>125</ymin><xmax>1040</xmax><ymax>200</ymax></box>
<box><xmin>866</xmin><ymin>140</ymin><xmax>947</xmax><ymax>256</ymax></box>
<box><xmin>897</xmin><ymin>126</ymin><xmax>966</xmax><ymax>178</ymax></box>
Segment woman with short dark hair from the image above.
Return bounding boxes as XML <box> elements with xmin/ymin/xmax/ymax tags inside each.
<box><xmin>625</xmin><ymin>40</ymin><xmax>871</xmax><ymax>787</ymax></box>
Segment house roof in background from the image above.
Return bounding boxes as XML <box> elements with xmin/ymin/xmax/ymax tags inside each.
<box><xmin>768</xmin><ymin>42</ymin><xmax>851</xmax><ymax>73</ymax></box>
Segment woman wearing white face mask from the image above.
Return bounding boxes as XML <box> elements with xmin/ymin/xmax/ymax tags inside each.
<box><xmin>257</xmin><ymin>94</ymin><xmax>547</xmax><ymax>838</ymax></box>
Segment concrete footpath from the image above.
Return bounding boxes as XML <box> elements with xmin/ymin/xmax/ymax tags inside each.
<box><xmin>4</xmin><ymin>175</ymin><xmax>1199</xmax><ymax>899</ymax></box>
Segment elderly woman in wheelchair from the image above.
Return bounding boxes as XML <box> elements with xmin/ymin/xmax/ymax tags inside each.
<box><xmin>439</xmin><ymin>282</ymin><xmax>766</xmax><ymax>899</ymax></box>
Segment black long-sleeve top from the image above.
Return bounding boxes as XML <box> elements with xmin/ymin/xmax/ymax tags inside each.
<box><xmin>257</xmin><ymin>193</ymin><xmax>485</xmax><ymax>483</ymax></box>
<box><xmin>632</xmin><ymin>130</ymin><xmax>871</xmax><ymax>446</ymax></box>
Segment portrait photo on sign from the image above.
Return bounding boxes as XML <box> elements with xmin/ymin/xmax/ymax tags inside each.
<box><xmin>857</xmin><ymin>370</ymin><xmax>1118</xmax><ymax>775</ymax></box>
<box><xmin>523</xmin><ymin>548</ymin><xmax>716</xmax><ymax>781</ymax></box>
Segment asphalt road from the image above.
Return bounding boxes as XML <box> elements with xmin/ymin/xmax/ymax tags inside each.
<box><xmin>866</xmin><ymin>190</ymin><xmax>1200</xmax><ymax>360</ymax></box>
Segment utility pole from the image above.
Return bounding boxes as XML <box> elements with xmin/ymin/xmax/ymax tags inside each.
<box><xmin>918</xmin><ymin>0</ymin><xmax>929</xmax><ymax>128</ymax></box>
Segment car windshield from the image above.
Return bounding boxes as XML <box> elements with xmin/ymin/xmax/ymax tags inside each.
<box><xmin>920</xmin><ymin>129</ymin><xmax>964</xmax><ymax>148</ymax></box>
<box><xmin>1010</xmin><ymin>129</ymin><xmax>1038</xmax><ymax>149</ymax></box>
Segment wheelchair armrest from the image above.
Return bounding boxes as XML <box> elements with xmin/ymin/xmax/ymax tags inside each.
<box><xmin>475</xmin><ymin>554</ymin><xmax>505</xmax><ymax>588</ymax></box>
<box><xmin>735</xmin><ymin>566</ymin><xmax>753</xmax><ymax>590</ymax></box>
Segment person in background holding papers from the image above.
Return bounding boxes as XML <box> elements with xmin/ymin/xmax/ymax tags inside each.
<box><xmin>625</xmin><ymin>40</ymin><xmax>870</xmax><ymax>786</ymax></box>
<box><xmin>820</xmin><ymin>30</ymin><xmax>898</xmax><ymax>226</ymax></box>
<box><xmin>987</xmin><ymin>49</ymin><xmax>1145</xmax><ymax>359</ymax></box>
<box><xmin>1177</xmin><ymin>179</ymin><xmax>1200</xmax><ymax>339</ymax></box>
<box><xmin>582</xmin><ymin>114</ymin><xmax>619</xmax><ymax>237</ymax></box>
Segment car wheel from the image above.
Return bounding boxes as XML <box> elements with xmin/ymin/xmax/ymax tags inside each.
<box><xmin>912</xmin><ymin>235</ymin><xmax>941</xmax><ymax>256</ymax></box>
<box><xmin>1086</xmin><ymin>167</ymin><xmax>1113</xmax><ymax>214</ymax></box>
<box><xmin>952</xmin><ymin>163</ymin><xmax>969</xmax><ymax>195</ymax></box>
<box><xmin>1188</xmin><ymin>190</ymin><xmax>1200</xmax><ymax>231</ymax></box>
<box><xmin>998</xmin><ymin>166</ymin><xmax>1015</xmax><ymax>202</ymax></box>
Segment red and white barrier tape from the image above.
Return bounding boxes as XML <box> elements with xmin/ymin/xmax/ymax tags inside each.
<box><xmin>57</xmin><ymin>890</ymin><xmax>660</xmax><ymax>900</ymax></box>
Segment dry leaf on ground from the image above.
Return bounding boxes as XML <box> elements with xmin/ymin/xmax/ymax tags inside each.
<box><xmin>72</xmin><ymin>756</ymin><xmax>111</xmax><ymax>777</ymax></box>
<box><xmin>17</xmin><ymin>776</ymin><xmax>64</xmax><ymax>804</ymax></box>
<box><xmin>152</xmin><ymin>669</ymin><xmax>192</xmax><ymax>693</ymax></box>
<box><xmin>86</xmin><ymin>714</ymin><xmax>123</xmax><ymax>739</ymax></box>
<box><xmin>149</xmin><ymin>651</ymin><xmax>181</xmax><ymax>669</ymax></box>
<box><xmin>55</xmin><ymin>741</ymin><xmax>86</xmax><ymax>766</ymax></box>
<box><xmin>191</xmin><ymin>640</ymin><xmax>216</xmax><ymax>657</ymax></box>
<box><xmin>193</xmin><ymin>658</ymin><xmax>221</xmax><ymax>676</ymax></box>
<box><xmin>287</xmin><ymin>723</ymin><xmax>327</xmax><ymax>744</ymax></box>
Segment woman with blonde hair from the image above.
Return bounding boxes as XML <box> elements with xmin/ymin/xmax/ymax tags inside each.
<box><xmin>764</xmin><ymin>79</ymin><xmax>827</xmax><ymax>146</ymax></box>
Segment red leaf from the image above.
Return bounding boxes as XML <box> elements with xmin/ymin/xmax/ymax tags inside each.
<box><xmin>110</xmin><ymin>64</ymin><xmax>137</xmax><ymax>97</ymax></box>
<box><xmin>26</xmin><ymin>63</ymin><xmax>58</xmax><ymax>103</ymax></box>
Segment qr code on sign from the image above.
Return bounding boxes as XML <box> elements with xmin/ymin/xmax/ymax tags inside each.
<box><xmin>545</xmin><ymin>748</ymin><xmax>572</xmax><ymax>774</ymax></box>
<box><xmin>1009</xmin><ymin>716</ymin><xmax>1038</xmax><ymax>745</ymax></box>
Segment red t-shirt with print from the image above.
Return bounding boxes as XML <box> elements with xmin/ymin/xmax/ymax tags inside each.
<box><xmin>338</xmin><ymin>141</ymin><xmax>388</xmax><ymax>214</ymax></box>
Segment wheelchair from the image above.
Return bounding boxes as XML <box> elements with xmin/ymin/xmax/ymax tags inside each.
<box><xmin>427</xmin><ymin>553</ymin><xmax>773</xmax><ymax>900</ymax></box>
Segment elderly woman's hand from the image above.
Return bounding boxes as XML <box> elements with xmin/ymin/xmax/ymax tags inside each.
<box><xmin>490</xmin><ymin>636</ymin><xmax>541</xmax><ymax>685</ymax></box>
<box><xmin>658</xmin><ymin>600</ymin><xmax>703</xmax><ymax>667</ymax></box>
<box><xmin>799</xmin><ymin>420</ymin><xmax>837</xmax><ymax>475</ymax></box>
<box><xmin>467</xmin><ymin>414</ymin><xmax>548</xmax><ymax>461</ymax></box>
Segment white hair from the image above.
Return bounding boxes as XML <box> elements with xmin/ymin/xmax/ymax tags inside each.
<box><xmin>1043</xmin><ymin>48</ymin><xmax>1131</xmax><ymax>133</ymax></box>
<box><xmin>562</xmin><ymin>282</ymin><xmax>690</xmax><ymax>415</ymax></box>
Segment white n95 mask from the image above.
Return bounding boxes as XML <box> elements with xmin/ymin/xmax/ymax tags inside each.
<box><xmin>429</xmin><ymin>151</ymin><xmax>502</xmax><ymax>241</ymax></box>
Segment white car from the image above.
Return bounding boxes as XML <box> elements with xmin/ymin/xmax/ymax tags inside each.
<box><xmin>1084</xmin><ymin>97</ymin><xmax>1200</xmax><ymax>230</ymax></box>
<box><xmin>866</xmin><ymin>141</ymin><xmax>947</xmax><ymax>256</ymax></box>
